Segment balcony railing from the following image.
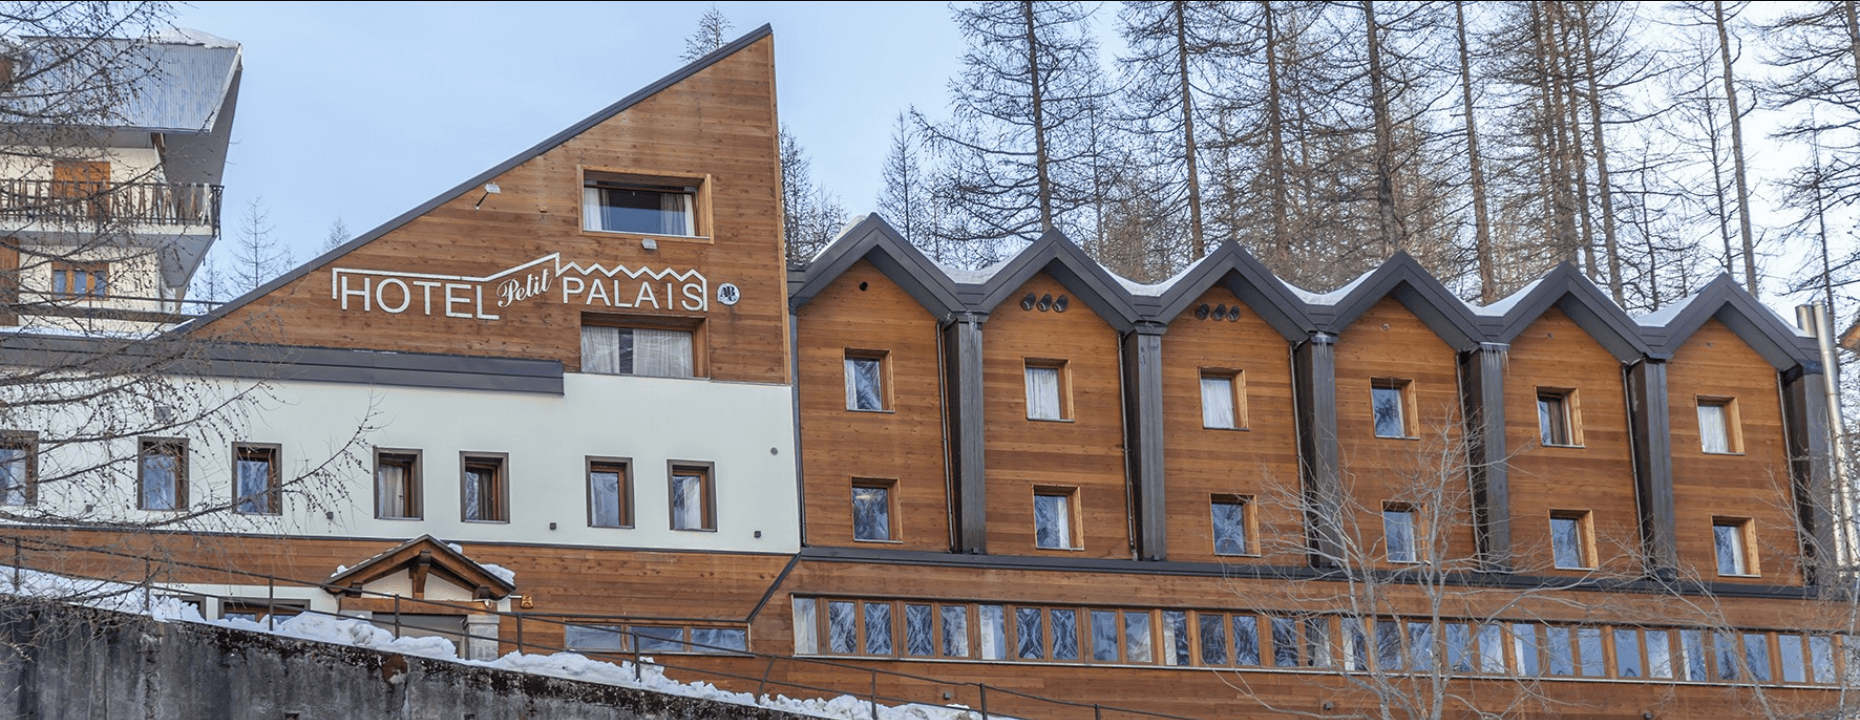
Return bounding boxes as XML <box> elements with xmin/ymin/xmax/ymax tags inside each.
<box><xmin>0</xmin><ymin>178</ymin><xmax>223</xmax><ymax>234</ymax></box>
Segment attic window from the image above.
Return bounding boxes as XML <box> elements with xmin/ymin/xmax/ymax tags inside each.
<box><xmin>583</xmin><ymin>172</ymin><xmax>699</xmax><ymax>237</ymax></box>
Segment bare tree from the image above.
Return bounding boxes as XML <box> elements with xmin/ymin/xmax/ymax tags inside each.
<box><xmin>679</xmin><ymin>5</ymin><xmax>733</xmax><ymax>62</ymax></box>
<box><xmin>781</xmin><ymin>127</ymin><xmax>848</xmax><ymax>265</ymax></box>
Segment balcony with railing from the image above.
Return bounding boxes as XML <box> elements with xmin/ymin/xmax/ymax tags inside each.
<box><xmin>0</xmin><ymin>178</ymin><xmax>222</xmax><ymax>235</ymax></box>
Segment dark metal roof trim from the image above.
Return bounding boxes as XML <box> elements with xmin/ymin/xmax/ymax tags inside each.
<box><xmin>1487</xmin><ymin>263</ymin><xmax>1650</xmax><ymax>363</ymax></box>
<box><xmin>788</xmin><ymin>214</ymin><xmax>965</xmax><ymax>316</ymax></box>
<box><xmin>179</xmin><ymin>25</ymin><xmax>777</xmax><ymax>334</ymax></box>
<box><xmin>1314</xmin><ymin>251</ymin><xmax>1484</xmax><ymax>350</ymax></box>
<box><xmin>1152</xmin><ymin>241</ymin><xmax>1314</xmax><ymax>341</ymax></box>
<box><xmin>968</xmin><ymin>229</ymin><xmax>1143</xmax><ymax>332</ymax></box>
<box><xmin>1645</xmin><ymin>275</ymin><xmax>1818</xmax><ymax>371</ymax></box>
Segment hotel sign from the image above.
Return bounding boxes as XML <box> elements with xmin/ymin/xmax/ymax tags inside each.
<box><xmin>329</xmin><ymin>253</ymin><xmax>714</xmax><ymax>320</ymax></box>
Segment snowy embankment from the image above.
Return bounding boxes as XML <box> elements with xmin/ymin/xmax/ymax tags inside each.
<box><xmin>0</xmin><ymin>566</ymin><xmax>991</xmax><ymax>720</ymax></box>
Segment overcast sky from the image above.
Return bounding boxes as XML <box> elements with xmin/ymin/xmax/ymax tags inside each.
<box><xmin>172</xmin><ymin>1</ymin><xmax>966</xmax><ymax>265</ymax></box>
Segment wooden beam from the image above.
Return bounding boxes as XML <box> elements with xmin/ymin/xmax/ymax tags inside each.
<box><xmin>1122</xmin><ymin>323</ymin><xmax>1167</xmax><ymax>561</ymax></box>
<box><xmin>1459</xmin><ymin>342</ymin><xmax>1512</xmax><ymax>572</ymax></box>
<box><xmin>1626</xmin><ymin>359</ymin><xmax>1679</xmax><ymax>577</ymax></box>
<box><xmin>944</xmin><ymin>314</ymin><xmax>988</xmax><ymax>554</ymax></box>
<box><xmin>1294</xmin><ymin>332</ymin><xmax>1345</xmax><ymax>567</ymax></box>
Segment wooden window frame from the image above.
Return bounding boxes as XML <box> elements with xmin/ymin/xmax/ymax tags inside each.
<box><xmin>1696</xmin><ymin>396</ymin><xmax>1744</xmax><ymax>454</ymax></box>
<box><xmin>459</xmin><ymin>452</ymin><xmax>509</xmax><ymax>523</ymax></box>
<box><xmin>1032</xmin><ymin>485</ymin><xmax>1082</xmax><ymax>551</ymax></box>
<box><xmin>0</xmin><ymin>430</ymin><xmax>38</xmax><ymax>506</ymax></box>
<box><xmin>1381</xmin><ymin>502</ymin><xmax>1421</xmax><ymax>564</ymax></box>
<box><xmin>231</xmin><ymin>442</ymin><xmax>282</xmax><ymax>516</ymax></box>
<box><xmin>50</xmin><ymin>260</ymin><xmax>108</xmax><ymax>300</ymax></box>
<box><xmin>1210</xmin><ymin>493</ymin><xmax>1257</xmax><ymax>557</ymax></box>
<box><xmin>1023</xmin><ymin>359</ymin><xmax>1072</xmax><ymax>422</ymax></box>
<box><xmin>137</xmin><ymin>437</ymin><xmax>187</xmax><ymax>511</ymax></box>
<box><xmin>1536</xmin><ymin>388</ymin><xmax>1583</xmax><ymax>447</ymax></box>
<box><xmin>579</xmin><ymin>168</ymin><xmax>713</xmax><ymax>242</ymax></box>
<box><xmin>586</xmin><ymin>456</ymin><xmax>633</xmax><ymax>528</ymax></box>
<box><xmin>1199</xmin><ymin>369</ymin><xmax>1247</xmax><ymax>430</ymax></box>
<box><xmin>668</xmin><ymin>461</ymin><xmax>716</xmax><ymax>532</ymax></box>
<box><xmin>373</xmin><ymin>448</ymin><xmax>422</xmax><ymax>520</ymax></box>
<box><xmin>1548</xmin><ymin>509</ymin><xmax>1595</xmax><ymax>570</ymax></box>
<box><xmin>1370</xmin><ymin>378</ymin><xmax>1415</xmax><ymax>439</ymax></box>
<box><xmin>843</xmin><ymin>350</ymin><xmax>892</xmax><ymax>412</ymax></box>
<box><xmin>1712</xmin><ymin>516</ymin><xmax>1760</xmax><ymax>577</ymax></box>
<box><xmin>850</xmin><ymin>478</ymin><xmax>900</xmax><ymax>543</ymax></box>
<box><xmin>579</xmin><ymin>313</ymin><xmax>707</xmax><ymax>378</ymax></box>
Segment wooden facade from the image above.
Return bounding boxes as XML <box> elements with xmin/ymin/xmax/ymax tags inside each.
<box><xmin>3</xmin><ymin>26</ymin><xmax>1853</xmax><ymax>720</ymax></box>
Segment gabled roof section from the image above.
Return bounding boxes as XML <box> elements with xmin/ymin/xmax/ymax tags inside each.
<box><xmin>968</xmin><ymin>230</ymin><xmax>1143</xmax><ymax>332</ymax></box>
<box><xmin>324</xmin><ymin>535</ymin><xmax>516</xmax><ymax>600</ymax></box>
<box><xmin>180</xmin><ymin>25</ymin><xmax>775</xmax><ymax>335</ymax></box>
<box><xmin>5</xmin><ymin>30</ymin><xmax>241</xmax><ymax>133</ymax></box>
<box><xmin>1153</xmin><ymin>242</ymin><xmax>1313</xmax><ymax>341</ymax></box>
<box><xmin>790</xmin><ymin>214</ymin><xmax>964</xmax><ymax>317</ymax></box>
<box><xmin>1641</xmin><ymin>275</ymin><xmax>1818</xmax><ymax>371</ymax></box>
<box><xmin>1306</xmin><ymin>251</ymin><xmax>1484</xmax><ymax>350</ymax></box>
<box><xmin>1484</xmin><ymin>263</ymin><xmax>1649</xmax><ymax>363</ymax></box>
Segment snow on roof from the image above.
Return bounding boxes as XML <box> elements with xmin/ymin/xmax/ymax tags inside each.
<box><xmin>1635</xmin><ymin>292</ymin><xmax>1699</xmax><ymax>327</ymax></box>
<box><xmin>1471</xmin><ymin>278</ymin><xmax>1543</xmax><ymax>317</ymax></box>
<box><xmin>1111</xmin><ymin>253</ymin><xmax>1210</xmax><ymax>297</ymax></box>
<box><xmin>150</xmin><ymin>27</ymin><xmax>239</xmax><ymax>49</ymax></box>
<box><xmin>1281</xmin><ymin>268</ymin><xmax>1375</xmax><ymax>305</ymax></box>
<box><xmin>939</xmin><ymin>257</ymin><xmax>1012</xmax><ymax>285</ymax></box>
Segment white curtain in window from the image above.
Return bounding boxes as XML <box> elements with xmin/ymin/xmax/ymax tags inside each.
<box><xmin>582</xmin><ymin>187</ymin><xmax>603</xmax><ymax>231</ymax></box>
<box><xmin>672</xmin><ymin>473</ymin><xmax>705</xmax><ymax>529</ymax></box>
<box><xmin>846</xmin><ymin>358</ymin><xmax>882</xmax><ymax>410</ymax></box>
<box><xmin>590</xmin><ymin>470</ymin><xmax>623</xmax><ymax>526</ymax></box>
<box><xmin>0</xmin><ymin>448</ymin><xmax>25</xmax><ymax>506</ymax></box>
<box><xmin>236</xmin><ymin>458</ymin><xmax>270</xmax><ymax>513</ymax></box>
<box><xmin>1025</xmin><ymin>366</ymin><xmax>1060</xmax><ymax>420</ymax></box>
<box><xmin>1201</xmin><ymin>376</ymin><xmax>1235</xmax><ymax>428</ymax></box>
<box><xmin>1698</xmin><ymin>404</ymin><xmax>1730</xmax><ymax>453</ymax></box>
<box><xmin>581</xmin><ymin>326</ymin><xmax>622</xmax><ymax>374</ymax></box>
<box><xmin>660</xmin><ymin>191</ymin><xmax>693</xmax><ymax>236</ymax></box>
<box><xmin>377</xmin><ymin>464</ymin><xmax>406</xmax><ymax>517</ymax></box>
<box><xmin>634</xmin><ymin>328</ymin><xmax>693</xmax><ymax>377</ymax></box>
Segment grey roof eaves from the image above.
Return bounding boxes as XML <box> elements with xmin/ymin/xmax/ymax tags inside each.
<box><xmin>1152</xmin><ymin>242</ymin><xmax>1314</xmax><ymax>342</ymax></box>
<box><xmin>1647</xmin><ymin>275</ymin><xmax>1818</xmax><ymax>371</ymax></box>
<box><xmin>1488</xmin><ymin>263</ymin><xmax>1649</xmax><ymax>363</ymax></box>
<box><xmin>969</xmin><ymin>229</ymin><xmax>1143</xmax><ymax>332</ymax></box>
<box><xmin>176</xmin><ymin>25</ymin><xmax>777</xmax><ymax>335</ymax></box>
<box><xmin>789</xmin><ymin>214</ymin><xmax>965</xmax><ymax>317</ymax></box>
<box><xmin>1315</xmin><ymin>251</ymin><xmax>1484</xmax><ymax>350</ymax></box>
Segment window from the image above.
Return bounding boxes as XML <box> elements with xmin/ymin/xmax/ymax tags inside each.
<box><xmin>1549</xmin><ymin>510</ymin><xmax>1593</xmax><ymax>569</ymax></box>
<box><xmin>232</xmin><ymin>444</ymin><xmax>281</xmax><ymax>515</ymax></box>
<box><xmin>0</xmin><ymin>431</ymin><xmax>35</xmax><ymax>506</ymax></box>
<box><xmin>1383</xmin><ymin>503</ymin><xmax>1418</xmax><ymax>563</ymax></box>
<box><xmin>374</xmin><ymin>450</ymin><xmax>421</xmax><ymax>520</ymax></box>
<box><xmin>1210</xmin><ymin>494</ymin><xmax>1253</xmax><ymax>556</ymax></box>
<box><xmin>844</xmin><ymin>351</ymin><xmax>887</xmax><ymax>411</ymax></box>
<box><xmin>137</xmin><ymin>438</ymin><xmax>186</xmax><ymax>511</ymax></box>
<box><xmin>670</xmin><ymin>463</ymin><xmax>714</xmax><ymax>531</ymax></box>
<box><xmin>1371</xmin><ymin>379</ymin><xmax>1411</xmax><ymax>438</ymax></box>
<box><xmin>581</xmin><ymin>324</ymin><xmax>696</xmax><ymax>378</ymax></box>
<box><xmin>587</xmin><ymin>458</ymin><xmax>631</xmax><ymax>528</ymax></box>
<box><xmin>582</xmin><ymin>174</ymin><xmax>698</xmax><ymax>237</ymax></box>
<box><xmin>1698</xmin><ymin>397</ymin><xmax>1741</xmax><ymax>453</ymax></box>
<box><xmin>1713</xmin><ymin>517</ymin><xmax>1757</xmax><ymax>576</ymax></box>
<box><xmin>564</xmin><ymin>624</ymin><xmax>629</xmax><ymax>652</ymax></box>
<box><xmin>1033</xmin><ymin>487</ymin><xmax>1079</xmax><ymax>550</ymax></box>
<box><xmin>1024</xmin><ymin>360</ymin><xmax>1069</xmax><ymax>421</ymax></box>
<box><xmin>51</xmin><ymin>261</ymin><xmax>107</xmax><ymax>299</ymax></box>
<box><xmin>1200</xmin><ymin>371</ymin><xmax>1245</xmax><ymax>429</ymax></box>
<box><xmin>460</xmin><ymin>454</ymin><xmax>507</xmax><ymax>522</ymax></box>
<box><xmin>1537</xmin><ymin>389</ymin><xmax>1579</xmax><ymax>446</ymax></box>
<box><xmin>851</xmin><ymin>479</ymin><xmax>896</xmax><ymax>542</ymax></box>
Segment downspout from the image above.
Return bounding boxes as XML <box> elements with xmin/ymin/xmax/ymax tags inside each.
<box><xmin>1798</xmin><ymin>304</ymin><xmax>1855</xmax><ymax>567</ymax></box>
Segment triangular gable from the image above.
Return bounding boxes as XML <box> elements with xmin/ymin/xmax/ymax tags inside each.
<box><xmin>1153</xmin><ymin>242</ymin><xmax>1313</xmax><ymax>342</ymax></box>
<box><xmin>1309</xmin><ymin>251</ymin><xmax>1484</xmax><ymax>350</ymax></box>
<box><xmin>789</xmin><ymin>214</ymin><xmax>964</xmax><ymax>317</ymax></box>
<box><xmin>1642</xmin><ymin>275</ymin><xmax>1818</xmax><ymax>371</ymax></box>
<box><xmin>325</xmin><ymin>535</ymin><xmax>516</xmax><ymax>600</ymax></box>
<box><xmin>183</xmin><ymin>24</ymin><xmax>776</xmax><ymax>335</ymax></box>
<box><xmin>1485</xmin><ymin>263</ymin><xmax>1648</xmax><ymax>363</ymax></box>
<box><xmin>969</xmin><ymin>230</ymin><xmax>1142</xmax><ymax>332</ymax></box>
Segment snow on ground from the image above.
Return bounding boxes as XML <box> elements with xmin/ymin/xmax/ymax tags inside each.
<box><xmin>0</xmin><ymin>565</ymin><xmax>993</xmax><ymax>720</ymax></box>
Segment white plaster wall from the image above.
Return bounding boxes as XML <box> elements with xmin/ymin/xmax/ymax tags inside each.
<box><xmin>13</xmin><ymin>372</ymin><xmax>801</xmax><ymax>554</ymax></box>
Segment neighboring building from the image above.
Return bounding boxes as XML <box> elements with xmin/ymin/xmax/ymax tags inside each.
<box><xmin>2</xmin><ymin>27</ymin><xmax>1852</xmax><ymax>718</ymax></box>
<box><xmin>0</xmin><ymin>28</ymin><xmax>238</xmax><ymax>329</ymax></box>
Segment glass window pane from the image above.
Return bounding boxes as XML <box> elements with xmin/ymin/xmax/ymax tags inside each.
<box><xmin>672</xmin><ymin>473</ymin><xmax>706</xmax><ymax>530</ymax></box>
<box><xmin>1779</xmin><ymin>634</ymin><xmax>1806</xmax><ymax>683</ymax></box>
<box><xmin>1163</xmin><ymin>611</ymin><xmax>1190</xmax><ymax>666</ymax></box>
<box><xmin>905</xmin><ymin>604</ymin><xmax>934</xmax><ymax>657</ymax></box>
<box><xmin>634</xmin><ymin>626</ymin><xmax>685</xmax><ymax>653</ymax></box>
<box><xmin>1714</xmin><ymin>524</ymin><xmax>1748</xmax><ymax>575</ymax></box>
<box><xmin>565</xmin><ymin>624</ymin><xmax>627</xmax><ymax>651</ymax></box>
<box><xmin>1377</xmin><ymin>620</ymin><xmax>1404</xmax><ymax>672</ymax></box>
<box><xmin>1445</xmin><ymin>623</ymin><xmax>1472</xmax><ymax>673</ymax></box>
<box><xmin>1384</xmin><ymin>510</ymin><xmax>1416</xmax><ymax>563</ymax></box>
<box><xmin>0</xmin><ymin>446</ymin><xmax>28</xmax><ymax>506</ymax></box>
<box><xmin>1513</xmin><ymin>624</ymin><xmax>1541</xmax><ymax>676</ymax></box>
<box><xmin>1016</xmin><ymin>607</ymin><xmax>1045</xmax><ymax>660</ymax></box>
<box><xmin>1305</xmin><ymin>617</ymin><xmax>1332</xmax><ymax>668</ymax></box>
<box><xmin>1051</xmin><ymin>609</ymin><xmax>1078</xmax><ymax>661</ymax></box>
<box><xmin>941</xmin><ymin>605</ymin><xmax>970</xmax><ymax>658</ymax></box>
<box><xmin>1699</xmin><ymin>403</ymin><xmax>1730</xmax><ymax>453</ymax></box>
<box><xmin>1344</xmin><ymin>618</ymin><xmax>1369</xmax><ymax>671</ymax></box>
<box><xmin>1124</xmin><ymin>611</ymin><xmax>1153</xmax><ymax>664</ymax></box>
<box><xmin>1201</xmin><ymin>376</ymin><xmax>1235</xmax><ymax>428</ymax></box>
<box><xmin>141</xmin><ymin>448</ymin><xmax>178</xmax><ymax>510</ymax></box>
<box><xmin>1646</xmin><ymin>630</ymin><xmax>1672</xmax><ymax>679</ymax></box>
<box><xmin>1614</xmin><ymin>629</ymin><xmax>1643</xmax><ymax>678</ymax></box>
<box><xmin>236</xmin><ymin>456</ymin><xmax>271</xmax><ymax>514</ymax></box>
<box><xmin>1545</xmin><ymin>626</ymin><xmax>1573</xmax><ymax>676</ymax></box>
<box><xmin>1091</xmin><ymin>610</ymin><xmax>1119</xmax><ymax>662</ymax></box>
<box><xmin>590</xmin><ymin>469</ymin><xmax>624</xmax><ymax>526</ymax></box>
<box><xmin>1271</xmin><ymin>616</ymin><xmax>1299</xmax><ymax>667</ymax></box>
<box><xmin>1026</xmin><ymin>366</ymin><xmax>1061</xmax><ymax>420</ymax></box>
<box><xmin>1477</xmin><ymin>624</ymin><xmax>1505</xmax><ymax>674</ymax></box>
<box><xmin>691</xmin><ymin>628</ymin><xmax>746</xmax><ymax>653</ymax></box>
<box><xmin>1408</xmin><ymin>621</ymin><xmax>1436</xmax><ymax>672</ymax></box>
<box><xmin>1212</xmin><ymin>500</ymin><xmax>1248</xmax><ymax>555</ymax></box>
<box><xmin>1234</xmin><ymin>615</ymin><xmax>1260</xmax><ymax>666</ymax></box>
<box><xmin>632</xmin><ymin>328</ymin><xmax>693</xmax><ymax>378</ymax></box>
<box><xmin>1715</xmin><ymin>632</ymin><xmax>1741</xmax><ymax>680</ymax></box>
<box><xmin>1682</xmin><ymin>630</ymin><xmax>1709</xmax><ymax>681</ymax></box>
<box><xmin>1373</xmin><ymin>385</ymin><xmax>1405</xmax><ymax>437</ymax></box>
<box><xmin>828</xmin><ymin>601</ymin><xmax>857</xmax><ymax>654</ymax></box>
<box><xmin>1743</xmin><ymin>633</ymin><xmax>1771</xmax><ymax>682</ymax></box>
<box><xmin>1199</xmin><ymin>613</ymin><xmax>1228</xmax><ymax>665</ymax></box>
<box><xmin>1577</xmin><ymin>627</ymin><xmax>1605</xmax><ymax>677</ymax></box>
<box><xmin>979</xmin><ymin>605</ymin><xmax>1006</xmax><ymax>660</ymax></box>
<box><xmin>846</xmin><ymin>357</ymin><xmax>883</xmax><ymax>411</ymax></box>
<box><xmin>1811</xmin><ymin>635</ymin><xmax>1835</xmax><ymax>683</ymax></box>
<box><xmin>1035</xmin><ymin>493</ymin><xmax>1072</xmax><ymax>549</ymax></box>
<box><xmin>852</xmin><ymin>485</ymin><xmax>891</xmax><ymax>541</ymax></box>
<box><xmin>1551</xmin><ymin>516</ymin><xmax>1583</xmax><ymax>568</ymax></box>
<box><xmin>863</xmin><ymin>603</ymin><xmax>893</xmax><ymax>655</ymax></box>
<box><xmin>580</xmin><ymin>326</ymin><xmax>622</xmax><ymax>375</ymax></box>
<box><xmin>792</xmin><ymin>598</ymin><xmax>817</xmax><ymax>654</ymax></box>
